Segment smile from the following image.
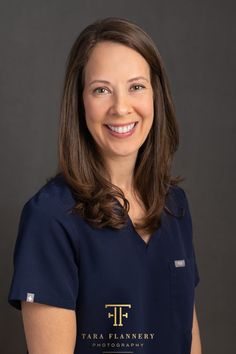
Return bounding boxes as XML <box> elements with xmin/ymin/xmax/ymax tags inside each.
<box><xmin>106</xmin><ymin>122</ymin><xmax>137</xmax><ymax>134</ymax></box>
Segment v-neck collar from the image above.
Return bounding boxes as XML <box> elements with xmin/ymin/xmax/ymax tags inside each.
<box><xmin>113</xmin><ymin>185</ymin><xmax>186</xmax><ymax>251</ymax></box>
<box><xmin>127</xmin><ymin>213</ymin><xmax>162</xmax><ymax>251</ymax></box>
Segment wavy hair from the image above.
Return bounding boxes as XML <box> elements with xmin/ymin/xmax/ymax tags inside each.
<box><xmin>53</xmin><ymin>16</ymin><xmax>185</xmax><ymax>235</ymax></box>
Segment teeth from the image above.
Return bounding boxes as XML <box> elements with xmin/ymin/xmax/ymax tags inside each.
<box><xmin>107</xmin><ymin>123</ymin><xmax>135</xmax><ymax>133</ymax></box>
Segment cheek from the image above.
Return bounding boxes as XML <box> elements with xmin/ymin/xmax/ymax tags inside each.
<box><xmin>83</xmin><ymin>100</ymin><xmax>106</xmax><ymax>143</ymax></box>
<box><xmin>84</xmin><ymin>98</ymin><xmax>104</xmax><ymax>125</ymax></box>
<box><xmin>83</xmin><ymin>100</ymin><xmax>99</xmax><ymax>130</ymax></box>
<box><xmin>138</xmin><ymin>96</ymin><xmax>154</xmax><ymax>119</ymax></box>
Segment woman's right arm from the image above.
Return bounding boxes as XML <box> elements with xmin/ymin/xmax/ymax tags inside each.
<box><xmin>21</xmin><ymin>301</ymin><xmax>76</xmax><ymax>354</ymax></box>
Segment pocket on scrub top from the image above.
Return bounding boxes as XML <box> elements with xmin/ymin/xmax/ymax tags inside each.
<box><xmin>169</xmin><ymin>257</ymin><xmax>195</xmax><ymax>333</ymax></box>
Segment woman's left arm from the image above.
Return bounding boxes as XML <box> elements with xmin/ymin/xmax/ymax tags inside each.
<box><xmin>191</xmin><ymin>303</ymin><xmax>202</xmax><ymax>354</ymax></box>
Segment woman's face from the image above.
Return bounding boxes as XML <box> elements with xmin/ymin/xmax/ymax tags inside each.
<box><xmin>82</xmin><ymin>41</ymin><xmax>154</xmax><ymax>161</ymax></box>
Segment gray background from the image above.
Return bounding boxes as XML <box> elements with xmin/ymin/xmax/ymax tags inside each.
<box><xmin>1</xmin><ymin>0</ymin><xmax>235</xmax><ymax>353</ymax></box>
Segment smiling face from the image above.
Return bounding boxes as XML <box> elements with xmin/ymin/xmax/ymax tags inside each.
<box><xmin>82</xmin><ymin>41</ymin><xmax>154</xmax><ymax>162</ymax></box>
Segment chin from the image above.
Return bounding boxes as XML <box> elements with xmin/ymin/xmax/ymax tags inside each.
<box><xmin>112</xmin><ymin>149</ymin><xmax>138</xmax><ymax>158</ymax></box>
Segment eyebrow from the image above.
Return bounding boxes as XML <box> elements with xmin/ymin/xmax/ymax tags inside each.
<box><xmin>88</xmin><ymin>76</ymin><xmax>149</xmax><ymax>87</ymax></box>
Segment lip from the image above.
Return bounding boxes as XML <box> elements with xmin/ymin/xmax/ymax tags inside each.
<box><xmin>104</xmin><ymin>121</ymin><xmax>138</xmax><ymax>127</ymax></box>
<box><xmin>105</xmin><ymin>121</ymin><xmax>138</xmax><ymax>138</ymax></box>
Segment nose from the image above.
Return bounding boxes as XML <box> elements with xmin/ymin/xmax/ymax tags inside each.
<box><xmin>109</xmin><ymin>91</ymin><xmax>132</xmax><ymax>116</ymax></box>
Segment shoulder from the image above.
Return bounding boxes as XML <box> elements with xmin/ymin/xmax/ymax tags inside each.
<box><xmin>169</xmin><ymin>184</ymin><xmax>188</xmax><ymax>203</ymax></box>
<box><xmin>21</xmin><ymin>173</ymin><xmax>76</xmax><ymax>219</ymax></box>
<box><xmin>165</xmin><ymin>184</ymin><xmax>189</xmax><ymax>218</ymax></box>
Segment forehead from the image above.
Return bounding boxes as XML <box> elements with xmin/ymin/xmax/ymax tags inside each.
<box><xmin>83</xmin><ymin>41</ymin><xmax>150</xmax><ymax>81</ymax></box>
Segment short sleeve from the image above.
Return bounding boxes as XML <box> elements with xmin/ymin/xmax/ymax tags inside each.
<box><xmin>192</xmin><ymin>240</ymin><xmax>200</xmax><ymax>287</ymax></box>
<box><xmin>8</xmin><ymin>197</ymin><xmax>79</xmax><ymax>311</ymax></box>
<box><xmin>181</xmin><ymin>188</ymin><xmax>200</xmax><ymax>288</ymax></box>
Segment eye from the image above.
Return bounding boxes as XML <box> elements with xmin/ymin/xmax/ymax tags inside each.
<box><xmin>131</xmin><ymin>84</ymin><xmax>146</xmax><ymax>91</ymax></box>
<box><xmin>93</xmin><ymin>87</ymin><xmax>109</xmax><ymax>94</ymax></box>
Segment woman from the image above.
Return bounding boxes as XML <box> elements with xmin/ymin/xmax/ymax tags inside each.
<box><xmin>8</xmin><ymin>17</ymin><xmax>201</xmax><ymax>354</ymax></box>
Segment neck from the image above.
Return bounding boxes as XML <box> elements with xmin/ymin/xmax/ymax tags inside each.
<box><xmin>103</xmin><ymin>153</ymin><xmax>137</xmax><ymax>194</ymax></box>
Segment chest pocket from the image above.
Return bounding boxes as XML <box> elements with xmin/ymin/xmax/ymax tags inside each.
<box><xmin>169</xmin><ymin>257</ymin><xmax>195</xmax><ymax>333</ymax></box>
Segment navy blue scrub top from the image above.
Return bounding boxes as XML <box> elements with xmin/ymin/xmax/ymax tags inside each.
<box><xmin>8</xmin><ymin>173</ymin><xmax>200</xmax><ymax>354</ymax></box>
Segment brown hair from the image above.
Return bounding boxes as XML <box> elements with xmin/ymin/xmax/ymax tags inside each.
<box><xmin>53</xmin><ymin>16</ymin><xmax>185</xmax><ymax>235</ymax></box>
